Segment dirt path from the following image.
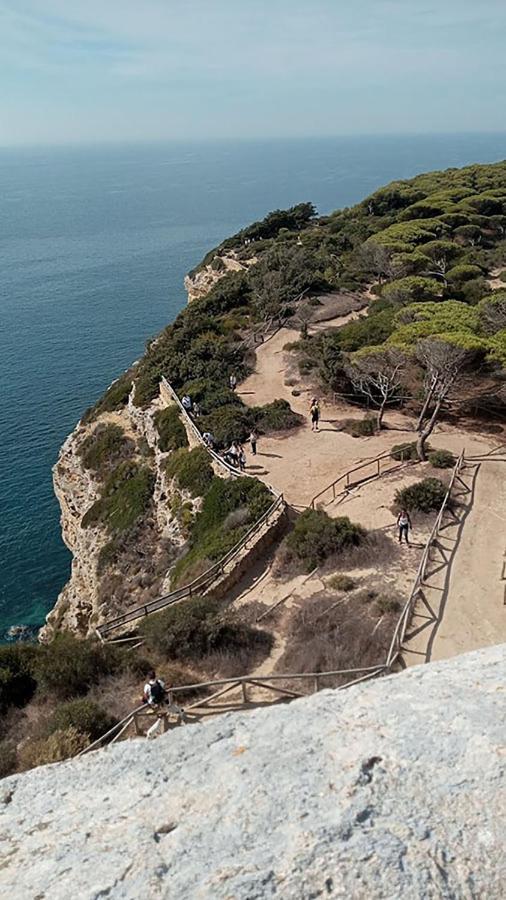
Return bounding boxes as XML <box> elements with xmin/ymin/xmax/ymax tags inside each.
<box><xmin>403</xmin><ymin>457</ymin><xmax>506</xmax><ymax>664</ymax></box>
<box><xmin>239</xmin><ymin>324</ymin><xmax>495</xmax><ymax>508</ymax></box>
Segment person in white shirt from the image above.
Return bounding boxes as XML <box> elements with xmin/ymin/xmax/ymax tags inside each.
<box><xmin>396</xmin><ymin>508</ymin><xmax>412</xmax><ymax>545</ymax></box>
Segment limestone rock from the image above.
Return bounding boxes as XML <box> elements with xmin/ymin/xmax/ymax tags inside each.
<box><xmin>1</xmin><ymin>645</ymin><xmax>504</xmax><ymax>898</ymax></box>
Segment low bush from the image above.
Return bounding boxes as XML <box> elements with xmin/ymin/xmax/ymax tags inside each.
<box><xmin>165</xmin><ymin>447</ymin><xmax>214</xmax><ymax>497</ymax></box>
<box><xmin>18</xmin><ymin>727</ymin><xmax>89</xmax><ymax>771</ymax></box>
<box><xmin>178</xmin><ymin>379</ymin><xmax>241</xmax><ymax>415</ymax></box>
<box><xmin>45</xmin><ymin>699</ymin><xmax>118</xmax><ymax>742</ymax></box>
<box><xmin>0</xmin><ymin>645</ymin><xmax>38</xmax><ymax>712</ymax></box>
<box><xmin>376</xmin><ymin>596</ymin><xmax>401</xmax><ymax>614</ymax></box>
<box><xmin>394</xmin><ymin>477</ymin><xmax>447</xmax><ymax>512</ymax></box>
<box><xmin>390</xmin><ymin>441</ymin><xmax>420</xmax><ymax>461</ymax></box>
<box><xmin>198</xmin><ymin>404</ymin><xmax>253</xmax><ymax>447</ymax></box>
<box><xmin>343</xmin><ymin>416</ymin><xmax>376</xmax><ymax>438</ymax></box>
<box><xmin>31</xmin><ymin>634</ymin><xmax>122</xmax><ymax>700</ymax></box>
<box><xmin>140</xmin><ymin>596</ymin><xmax>273</xmax><ymax>667</ymax></box>
<box><xmin>428</xmin><ymin>449</ymin><xmax>455</xmax><ymax>468</ymax></box>
<box><xmin>78</xmin><ymin>424</ymin><xmax>133</xmax><ymax>477</ymax></box>
<box><xmin>287</xmin><ymin>510</ymin><xmax>365</xmax><ymax>572</ymax></box>
<box><xmin>0</xmin><ymin>741</ymin><xmax>16</xmax><ymax>779</ymax></box>
<box><xmin>82</xmin><ymin>462</ymin><xmax>155</xmax><ymax>533</ymax></box>
<box><xmin>327</xmin><ymin>574</ymin><xmax>356</xmax><ymax>592</ymax></box>
<box><xmin>253</xmin><ymin>399</ymin><xmax>303</xmax><ymax>432</ymax></box>
<box><xmin>154</xmin><ymin>406</ymin><xmax>188</xmax><ymax>453</ymax></box>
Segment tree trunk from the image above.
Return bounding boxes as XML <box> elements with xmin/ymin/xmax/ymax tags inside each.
<box><xmin>415</xmin><ymin>379</ymin><xmax>436</xmax><ymax>431</ymax></box>
<box><xmin>377</xmin><ymin>397</ymin><xmax>387</xmax><ymax>430</ymax></box>
<box><xmin>416</xmin><ymin>398</ymin><xmax>442</xmax><ymax>460</ymax></box>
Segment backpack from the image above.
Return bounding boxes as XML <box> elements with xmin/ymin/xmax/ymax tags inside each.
<box><xmin>150</xmin><ymin>680</ymin><xmax>165</xmax><ymax>704</ymax></box>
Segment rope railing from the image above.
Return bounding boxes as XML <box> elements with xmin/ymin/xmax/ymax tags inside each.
<box><xmin>310</xmin><ymin>447</ymin><xmax>418</xmax><ymax>509</ymax></box>
<box><xmin>97</xmin><ymin>376</ymin><xmax>285</xmax><ymax>640</ymax></box>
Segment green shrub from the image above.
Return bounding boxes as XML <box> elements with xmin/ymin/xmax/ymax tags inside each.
<box><xmin>376</xmin><ymin>596</ymin><xmax>401</xmax><ymax>614</ymax></box>
<box><xmin>45</xmin><ymin>699</ymin><xmax>118</xmax><ymax>742</ymax></box>
<box><xmin>198</xmin><ymin>404</ymin><xmax>253</xmax><ymax>447</ymax></box>
<box><xmin>343</xmin><ymin>416</ymin><xmax>376</xmax><ymax>437</ymax></box>
<box><xmin>328</xmin><ymin>574</ymin><xmax>356</xmax><ymax>592</ymax></box>
<box><xmin>165</xmin><ymin>446</ymin><xmax>214</xmax><ymax>497</ymax></box>
<box><xmin>0</xmin><ymin>645</ymin><xmax>37</xmax><ymax>712</ymax></box>
<box><xmin>394</xmin><ymin>477</ymin><xmax>447</xmax><ymax>512</ymax></box>
<box><xmin>18</xmin><ymin>727</ymin><xmax>89</xmax><ymax>771</ymax></box>
<box><xmin>0</xmin><ymin>742</ymin><xmax>16</xmax><ymax>779</ymax></box>
<box><xmin>178</xmin><ymin>379</ymin><xmax>241</xmax><ymax>415</ymax></box>
<box><xmin>32</xmin><ymin>634</ymin><xmax>121</xmax><ymax>700</ymax></box>
<box><xmin>287</xmin><ymin>510</ymin><xmax>365</xmax><ymax>571</ymax></box>
<box><xmin>390</xmin><ymin>441</ymin><xmax>420</xmax><ymax>461</ymax></box>
<box><xmin>428</xmin><ymin>449</ymin><xmax>455</xmax><ymax>469</ymax></box>
<box><xmin>154</xmin><ymin>406</ymin><xmax>188</xmax><ymax>452</ymax></box>
<box><xmin>81</xmin><ymin>371</ymin><xmax>133</xmax><ymax>425</ymax></box>
<box><xmin>140</xmin><ymin>596</ymin><xmax>272</xmax><ymax>664</ymax></box>
<box><xmin>82</xmin><ymin>462</ymin><xmax>155</xmax><ymax>533</ymax></box>
<box><xmin>78</xmin><ymin>424</ymin><xmax>132</xmax><ymax>477</ymax></box>
<box><xmin>253</xmin><ymin>399</ymin><xmax>303</xmax><ymax>432</ymax></box>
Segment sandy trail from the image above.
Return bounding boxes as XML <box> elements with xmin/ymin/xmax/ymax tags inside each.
<box><xmin>405</xmin><ymin>458</ymin><xmax>506</xmax><ymax>663</ymax></box>
<box><xmin>239</xmin><ymin>324</ymin><xmax>495</xmax><ymax>508</ymax></box>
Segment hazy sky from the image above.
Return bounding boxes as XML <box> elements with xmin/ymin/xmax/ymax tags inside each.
<box><xmin>2</xmin><ymin>0</ymin><xmax>506</xmax><ymax>146</ymax></box>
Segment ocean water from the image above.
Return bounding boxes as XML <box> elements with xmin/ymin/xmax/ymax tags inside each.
<box><xmin>1</xmin><ymin>134</ymin><xmax>505</xmax><ymax>637</ymax></box>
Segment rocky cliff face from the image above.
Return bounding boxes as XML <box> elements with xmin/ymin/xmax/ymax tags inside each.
<box><xmin>42</xmin><ymin>389</ymin><xmax>186</xmax><ymax>640</ymax></box>
<box><xmin>1</xmin><ymin>644</ymin><xmax>504</xmax><ymax>899</ymax></box>
<box><xmin>184</xmin><ymin>251</ymin><xmax>256</xmax><ymax>302</ymax></box>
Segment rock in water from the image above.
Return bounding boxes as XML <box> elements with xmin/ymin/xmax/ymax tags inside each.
<box><xmin>0</xmin><ymin>645</ymin><xmax>504</xmax><ymax>899</ymax></box>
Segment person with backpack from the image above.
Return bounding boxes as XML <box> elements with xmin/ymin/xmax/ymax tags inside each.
<box><xmin>397</xmin><ymin>508</ymin><xmax>412</xmax><ymax>545</ymax></box>
<box><xmin>310</xmin><ymin>398</ymin><xmax>320</xmax><ymax>432</ymax></box>
<box><xmin>143</xmin><ymin>670</ymin><xmax>166</xmax><ymax>708</ymax></box>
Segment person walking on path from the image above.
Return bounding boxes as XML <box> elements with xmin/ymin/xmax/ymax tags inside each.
<box><xmin>238</xmin><ymin>447</ymin><xmax>246</xmax><ymax>471</ymax></box>
<box><xmin>142</xmin><ymin>670</ymin><xmax>186</xmax><ymax>738</ymax></box>
<box><xmin>249</xmin><ymin>429</ymin><xmax>258</xmax><ymax>455</ymax></box>
<box><xmin>203</xmin><ymin>431</ymin><xmax>215</xmax><ymax>449</ymax></box>
<box><xmin>397</xmin><ymin>508</ymin><xmax>412</xmax><ymax>545</ymax></box>
<box><xmin>143</xmin><ymin>670</ymin><xmax>166</xmax><ymax>708</ymax></box>
<box><xmin>181</xmin><ymin>394</ymin><xmax>192</xmax><ymax>413</ymax></box>
<box><xmin>310</xmin><ymin>398</ymin><xmax>320</xmax><ymax>432</ymax></box>
<box><xmin>229</xmin><ymin>373</ymin><xmax>237</xmax><ymax>391</ymax></box>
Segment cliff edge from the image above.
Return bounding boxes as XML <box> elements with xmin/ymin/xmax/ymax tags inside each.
<box><xmin>1</xmin><ymin>644</ymin><xmax>504</xmax><ymax>899</ymax></box>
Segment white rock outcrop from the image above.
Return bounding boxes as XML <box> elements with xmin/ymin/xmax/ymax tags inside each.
<box><xmin>1</xmin><ymin>645</ymin><xmax>504</xmax><ymax>899</ymax></box>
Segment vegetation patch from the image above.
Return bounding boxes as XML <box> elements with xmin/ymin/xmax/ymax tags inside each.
<box><xmin>390</xmin><ymin>441</ymin><xmax>420</xmax><ymax>461</ymax></box>
<box><xmin>165</xmin><ymin>446</ymin><xmax>214</xmax><ymax>497</ymax></box>
<box><xmin>139</xmin><ymin>596</ymin><xmax>273</xmax><ymax>671</ymax></box>
<box><xmin>45</xmin><ymin>699</ymin><xmax>118</xmax><ymax>742</ymax></box>
<box><xmin>341</xmin><ymin>416</ymin><xmax>377</xmax><ymax>437</ymax></box>
<box><xmin>31</xmin><ymin>634</ymin><xmax>122</xmax><ymax>700</ymax></box>
<box><xmin>171</xmin><ymin>476</ymin><xmax>272</xmax><ymax>586</ymax></box>
<box><xmin>81</xmin><ymin>371</ymin><xmax>133</xmax><ymax>425</ymax></box>
<box><xmin>394</xmin><ymin>477</ymin><xmax>447</xmax><ymax>512</ymax></box>
<box><xmin>327</xmin><ymin>574</ymin><xmax>357</xmax><ymax>592</ymax></box>
<box><xmin>18</xmin><ymin>727</ymin><xmax>89</xmax><ymax>771</ymax></box>
<box><xmin>0</xmin><ymin>644</ymin><xmax>38</xmax><ymax>712</ymax></box>
<box><xmin>286</xmin><ymin>510</ymin><xmax>365</xmax><ymax>572</ymax></box>
<box><xmin>82</xmin><ymin>461</ymin><xmax>155</xmax><ymax>533</ymax></box>
<box><xmin>428</xmin><ymin>449</ymin><xmax>455</xmax><ymax>468</ymax></box>
<box><xmin>154</xmin><ymin>406</ymin><xmax>189</xmax><ymax>452</ymax></box>
<box><xmin>78</xmin><ymin>423</ymin><xmax>133</xmax><ymax>477</ymax></box>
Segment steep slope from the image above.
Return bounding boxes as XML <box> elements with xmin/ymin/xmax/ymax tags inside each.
<box><xmin>1</xmin><ymin>645</ymin><xmax>504</xmax><ymax>899</ymax></box>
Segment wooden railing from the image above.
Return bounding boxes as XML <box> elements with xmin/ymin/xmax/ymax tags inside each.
<box><xmin>97</xmin><ymin>376</ymin><xmax>285</xmax><ymax>640</ymax></box>
<box><xmin>310</xmin><ymin>447</ymin><xmax>418</xmax><ymax>509</ymax></box>
<box><xmin>385</xmin><ymin>449</ymin><xmax>465</xmax><ymax>668</ymax></box>
<box><xmin>85</xmin><ymin>451</ymin><xmax>466</xmax><ymax>755</ymax></box>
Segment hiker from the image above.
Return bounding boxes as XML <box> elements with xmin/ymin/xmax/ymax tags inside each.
<box><xmin>224</xmin><ymin>441</ymin><xmax>240</xmax><ymax>467</ymax></box>
<box><xmin>203</xmin><ymin>431</ymin><xmax>215</xmax><ymax>449</ymax></box>
<box><xmin>397</xmin><ymin>508</ymin><xmax>412</xmax><ymax>545</ymax></box>
<box><xmin>310</xmin><ymin>398</ymin><xmax>320</xmax><ymax>432</ymax></box>
<box><xmin>143</xmin><ymin>670</ymin><xmax>166</xmax><ymax>708</ymax></box>
<box><xmin>229</xmin><ymin>373</ymin><xmax>237</xmax><ymax>391</ymax></box>
<box><xmin>238</xmin><ymin>447</ymin><xmax>246</xmax><ymax>471</ymax></box>
<box><xmin>249</xmin><ymin>429</ymin><xmax>258</xmax><ymax>455</ymax></box>
<box><xmin>181</xmin><ymin>394</ymin><xmax>192</xmax><ymax>412</ymax></box>
<box><xmin>192</xmin><ymin>401</ymin><xmax>201</xmax><ymax>418</ymax></box>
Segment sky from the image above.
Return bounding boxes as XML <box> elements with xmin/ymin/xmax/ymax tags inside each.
<box><xmin>1</xmin><ymin>0</ymin><xmax>506</xmax><ymax>146</ymax></box>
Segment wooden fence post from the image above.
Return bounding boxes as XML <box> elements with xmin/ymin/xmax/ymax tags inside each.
<box><xmin>241</xmin><ymin>682</ymin><xmax>248</xmax><ymax>703</ymax></box>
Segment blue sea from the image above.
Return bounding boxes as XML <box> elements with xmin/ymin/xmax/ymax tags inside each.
<box><xmin>1</xmin><ymin>134</ymin><xmax>505</xmax><ymax>637</ymax></box>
